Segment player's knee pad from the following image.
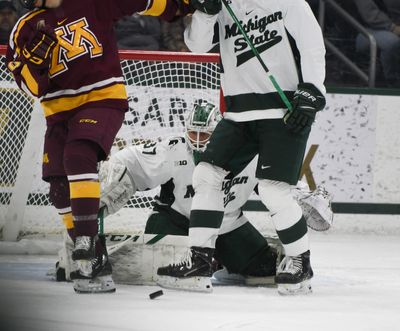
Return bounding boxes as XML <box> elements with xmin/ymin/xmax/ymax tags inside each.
<box><xmin>63</xmin><ymin>139</ymin><xmax>101</xmax><ymax>175</ymax></box>
<box><xmin>215</xmin><ymin>221</ymin><xmax>270</xmax><ymax>274</ymax></box>
<box><xmin>49</xmin><ymin>176</ymin><xmax>70</xmax><ymax>209</ymax></box>
<box><xmin>258</xmin><ymin>179</ymin><xmax>301</xmax><ymax>216</ymax></box>
<box><xmin>192</xmin><ymin>162</ymin><xmax>227</xmax><ymax>192</ymax></box>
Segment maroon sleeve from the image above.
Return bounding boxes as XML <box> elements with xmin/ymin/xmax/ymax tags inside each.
<box><xmin>99</xmin><ymin>0</ymin><xmax>191</xmax><ymax>23</ymax></box>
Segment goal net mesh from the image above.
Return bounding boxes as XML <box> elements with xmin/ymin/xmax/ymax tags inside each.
<box><xmin>0</xmin><ymin>50</ymin><xmax>220</xmax><ymax>239</ymax></box>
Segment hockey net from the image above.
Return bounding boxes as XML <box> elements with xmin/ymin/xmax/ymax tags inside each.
<box><xmin>0</xmin><ymin>47</ymin><xmax>220</xmax><ymax>241</ymax></box>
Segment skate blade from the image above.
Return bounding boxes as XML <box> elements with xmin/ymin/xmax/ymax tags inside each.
<box><xmin>156</xmin><ymin>275</ymin><xmax>213</xmax><ymax>293</ymax></box>
<box><xmin>212</xmin><ymin>269</ymin><xmax>246</xmax><ymax>286</ymax></box>
<box><xmin>245</xmin><ymin>276</ymin><xmax>276</xmax><ymax>287</ymax></box>
<box><xmin>73</xmin><ymin>275</ymin><xmax>116</xmax><ymax>294</ymax></box>
<box><xmin>277</xmin><ymin>280</ymin><xmax>312</xmax><ymax>295</ymax></box>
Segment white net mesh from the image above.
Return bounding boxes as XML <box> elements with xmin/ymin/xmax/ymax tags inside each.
<box><xmin>0</xmin><ymin>50</ymin><xmax>220</xmax><ymax>238</ymax></box>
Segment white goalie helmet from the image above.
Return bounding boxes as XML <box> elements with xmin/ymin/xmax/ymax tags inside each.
<box><xmin>185</xmin><ymin>102</ymin><xmax>222</xmax><ymax>152</ymax></box>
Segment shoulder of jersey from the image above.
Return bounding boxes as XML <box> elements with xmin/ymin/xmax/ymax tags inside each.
<box><xmin>164</xmin><ymin>136</ymin><xmax>187</xmax><ymax>149</ymax></box>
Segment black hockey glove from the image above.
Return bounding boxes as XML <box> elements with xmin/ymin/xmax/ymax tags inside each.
<box><xmin>22</xmin><ymin>24</ymin><xmax>58</xmax><ymax>68</ymax></box>
<box><xmin>190</xmin><ymin>0</ymin><xmax>221</xmax><ymax>15</ymax></box>
<box><xmin>284</xmin><ymin>83</ymin><xmax>326</xmax><ymax>135</ymax></box>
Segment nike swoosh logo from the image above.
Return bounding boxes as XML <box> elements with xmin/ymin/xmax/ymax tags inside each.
<box><xmin>245</xmin><ymin>10</ymin><xmax>254</xmax><ymax>15</ymax></box>
<box><xmin>261</xmin><ymin>165</ymin><xmax>271</xmax><ymax>170</ymax></box>
<box><xmin>57</xmin><ymin>18</ymin><xmax>68</xmax><ymax>25</ymax></box>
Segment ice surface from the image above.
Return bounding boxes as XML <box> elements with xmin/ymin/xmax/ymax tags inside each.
<box><xmin>0</xmin><ymin>233</ymin><xmax>399</xmax><ymax>331</ymax></box>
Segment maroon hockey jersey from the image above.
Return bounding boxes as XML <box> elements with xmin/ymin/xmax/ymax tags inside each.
<box><xmin>6</xmin><ymin>0</ymin><xmax>186</xmax><ymax>125</ymax></box>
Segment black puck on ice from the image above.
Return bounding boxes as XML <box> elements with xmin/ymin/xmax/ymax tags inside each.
<box><xmin>149</xmin><ymin>290</ymin><xmax>163</xmax><ymax>300</ymax></box>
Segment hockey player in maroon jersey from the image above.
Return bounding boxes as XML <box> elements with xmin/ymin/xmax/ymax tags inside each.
<box><xmin>6</xmin><ymin>0</ymin><xmax>191</xmax><ymax>293</ymax></box>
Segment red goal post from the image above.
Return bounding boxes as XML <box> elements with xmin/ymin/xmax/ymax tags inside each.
<box><xmin>0</xmin><ymin>47</ymin><xmax>220</xmax><ymax>241</ymax></box>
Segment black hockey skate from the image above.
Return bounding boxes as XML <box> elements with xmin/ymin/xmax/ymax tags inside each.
<box><xmin>72</xmin><ymin>235</ymin><xmax>96</xmax><ymax>261</ymax></box>
<box><xmin>275</xmin><ymin>250</ymin><xmax>313</xmax><ymax>295</ymax></box>
<box><xmin>157</xmin><ymin>246</ymin><xmax>214</xmax><ymax>292</ymax></box>
<box><xmin>71</xmin><ymin>235</ymin><xmax>116</xmax><ymax>293</ymax></box>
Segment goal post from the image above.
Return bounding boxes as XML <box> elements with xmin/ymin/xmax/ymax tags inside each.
<box><xmin>0</xmin><ymin>47</ymin><xmax>220</xmax><ymax>241</ymax></box>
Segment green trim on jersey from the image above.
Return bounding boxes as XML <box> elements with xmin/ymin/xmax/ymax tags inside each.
<box><xmin>190</xmin><ymin>210</ymin><xmax>224</xmax><ymax>228</ymax></box>
<box><xmin>224</xmin><ymin>91</ymin><xmax>295</xmax><ymax>113</ymax></box>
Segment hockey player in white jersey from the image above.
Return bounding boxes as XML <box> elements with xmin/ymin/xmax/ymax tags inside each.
<box><xmin>96</xmin><ymin>102</ymin><xmax>331</xmax><ymax>289</ymax></box>
<box><xmin>55</xmin><ymin>102</ymin><xmax>332</xmax><ymax>288</ymax></box>
<box><xmin>157</xmin><ymin>0</ymin><xmax>327</xmax><ymax>295</ymax></box>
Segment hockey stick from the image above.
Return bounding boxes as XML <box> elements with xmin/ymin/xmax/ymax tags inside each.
<box><xmin>98</xmin><ymin>207</ymin><xmax>104</xmax><ymax>235</ymax></box>
<box><xmin>220</xmin><ymin>0</ymin><xmax>292</xmax><ymax>112</ymax></box>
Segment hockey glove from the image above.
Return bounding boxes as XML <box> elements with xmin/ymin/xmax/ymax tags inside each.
<box><xmin>22</xmin><ymin>24</ymin><xmax>58</xmax><ymax>68</ymax></box>
<box><xmin>284</xmin><ymin>82</ymin><xmax>326</xmax><ymax>135</ymax></box>
<box><xmin>190</xmin><ymin>0</ymin><xmax>221</xmax><ymax>15</ymax></box>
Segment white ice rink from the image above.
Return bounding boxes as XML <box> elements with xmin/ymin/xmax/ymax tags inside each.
<box><xmin>0</xmin><ymin>231</ymin><xmax>399</xmax><ymax>331</ymax></box>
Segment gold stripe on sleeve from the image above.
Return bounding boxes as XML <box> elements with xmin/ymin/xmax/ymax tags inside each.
<box><xmin>21</xmin><ymin>64</ymin><xmax>39</xmax><ymax>96</ymax></box>
<box><xmin>141</xmin><ymin>0</ymin><xmax>167</xmax><ymax>16</ymax></box>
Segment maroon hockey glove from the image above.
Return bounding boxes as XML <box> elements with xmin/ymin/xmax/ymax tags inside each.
<box><xmin>22</xmin><ymin>24</ymin><xmax>58</xmax><ymax>68</ymax></box>
<box><xmin>284</xmin><ymin>83</ymin><xmax>326</xmax><ymax>135</ymax></box>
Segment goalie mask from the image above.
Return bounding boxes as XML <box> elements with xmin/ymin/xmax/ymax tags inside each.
<box><xmin>185</xmin><ymin>102</ymin><xmax>221</xmax><ymax>152</ymax></box>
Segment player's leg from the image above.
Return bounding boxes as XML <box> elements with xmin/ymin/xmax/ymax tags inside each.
<box><xmin>43</xmin><ymin>123</ymin><xmax>78</xmax><ymax>281</ymax></box>
<box><xmin>214</xmin><ymin>213</ymin><xmax>283</xmax><ymax>286</ymax></box>
<box><xmin>145</xmin><ymin>205</ymin><xmax>189</xmax><ymax>236</ymax></box>
<box><xmin>256</xmin><ymin>119</ymin><xmax>313</xmax><ymax>295</ymax></box>
<box><xmin>157</xmin><ymin>119</ymin><xmax>249</xmax><ymax>292</ymax></box>
<box><xmin>66</xmin><ymin>107</ymin><xmax>124</xmax><ymax>293</ymax></box>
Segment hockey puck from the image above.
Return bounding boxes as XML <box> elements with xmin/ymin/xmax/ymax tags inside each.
<box><xmin>149</xmin><ymin>290</ymin><xmax>163</xmax><ymax>300</ymax></box>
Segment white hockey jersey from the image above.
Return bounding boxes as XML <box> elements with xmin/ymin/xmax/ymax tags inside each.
<box><xmin>184</xmin><ymin>0</ymin><xmax>326</xmax><ymax>122</ymax></box>
<box><xmin>112</xmin><ymin>136</ymin><xmax>258</xmax><ymax>233</ymax></box>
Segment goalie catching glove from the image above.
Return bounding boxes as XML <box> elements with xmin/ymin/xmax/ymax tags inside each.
<box><xmin>284</xmin><ymin>83</ymin><xmax>326</xmax><ymax>135</ymax></box>
<box><xmin>190</xmin><ymin>0</ymin><xmax>221</xmax><ymax>15</ymax></box>
<box><xmin>99</xmin><ymin>159</ymin><xmax>137</xmax><ymax>218</ymax></box>
<box><xmin>22</xmin><ymin>23</ymin><xmax>58</xmax><ymax>68</ymax></box>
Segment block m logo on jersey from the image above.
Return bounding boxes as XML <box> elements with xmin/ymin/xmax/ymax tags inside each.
<box><xmin>49</xmin><ymin>18</ymin><xmax>103</xmax><ymax>77</ymax></box>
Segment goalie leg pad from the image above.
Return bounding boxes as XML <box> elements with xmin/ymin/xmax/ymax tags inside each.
<box><xmin>156</xmin><ymin>275</ymin><xmax>212</xmax><ymax>293</ymax></box>
<box><xmin>73</xmin><ymin>274</ymin><xmax>116</xmax><ymax>294</ymax></box>
<box><xmin>107</xmin><ymin>233</ymin><xmax>189</xmax><ymax>285</ymax></box>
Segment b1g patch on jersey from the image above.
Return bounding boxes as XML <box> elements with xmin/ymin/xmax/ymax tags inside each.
<box><xmin>174</xmin><ymin>160</ymin><xmax>188</xmax><ymax>166</ymax></box>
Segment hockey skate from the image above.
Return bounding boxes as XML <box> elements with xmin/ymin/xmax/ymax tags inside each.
<box><xmin>156</xmin><ymin>246</ymin><xmax>214</xmax><ymax>293</ymax></box>
<box><xmin>71</xmin><ymin>235</ymin><xmax>116</xmax><ymax>293</ymax></box>
<box><xmin>275</xmin><ymin>250</ymin><xmax>313</xmax><ymax>295</ymax></box>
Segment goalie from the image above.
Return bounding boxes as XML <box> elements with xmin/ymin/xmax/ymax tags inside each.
<box><xmin>56</xmin><ymin>102</ymin><xmax>333</xmax><ymax>287</ymax></box>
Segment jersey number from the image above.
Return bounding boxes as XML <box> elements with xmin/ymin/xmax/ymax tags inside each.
<box><xmin>142</xmin><ymin>142</ymin><xmax>157</xmax><ymax>155</ymax></box>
